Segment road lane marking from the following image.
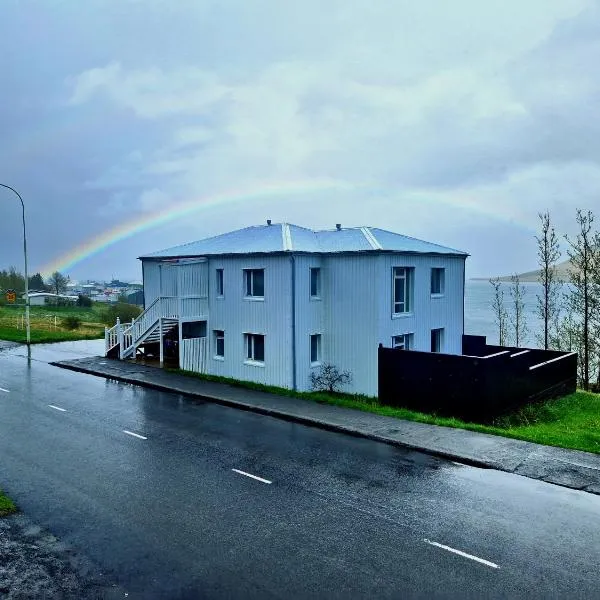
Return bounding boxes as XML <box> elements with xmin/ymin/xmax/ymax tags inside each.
<box><xmin>0</xmin><ymin>387</ymin><xmax>9</xmax><ymax>393</ymax></box>
<box><xmin>123</xmin><ymin>430</ymin><xmax>147</xmax><ymax>440</ymax></box>
<box><xmin>48</xmin><ymin>405</ymin><xmax>67</xmax><ymax>412</ymax></box>
<box><xmin>424</xmin><ymin>539</ymin><xmax>499</xmax><ymax>569</ymax></box>
<box><xmin>231</xmin><ymin>469</ymin><xmax>272</xmax><ymax>484</ymax></box>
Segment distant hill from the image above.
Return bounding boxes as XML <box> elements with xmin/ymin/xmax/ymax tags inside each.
<box><xmin>472</xmin><ymin>258</ymin><xmax>574</xmax><ymax>283</ymax></box>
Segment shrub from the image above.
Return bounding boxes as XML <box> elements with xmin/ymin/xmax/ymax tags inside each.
<box><xmin>77</xmin><ymin>294</ymin><xmax>92</xmax><ymax>307</ymax></box>
<box><xmin>62</xmin><ymin>316</ymin><xmax>82</xmax><ymax>330</ymax></box>
<box><xmin>310</xmin><ymin>363</ymin><xmax>353</xmax><ymax>393</ymax></box>
<box><xmin>101</xmin><ymin>302</ymin><xmax>142</xmax><ymax>326</ymax></box>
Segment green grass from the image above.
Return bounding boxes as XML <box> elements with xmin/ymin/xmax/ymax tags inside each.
<box><xmin>0</xmin><ymin>326</ymin><xmax>104</xmax><ymax>343</ymax></box>
<box><xmin>169</xmin><ymin>368</ymin><xmax>600</xmax><ymax>455</ymax></box>
<box><xmin>0</xmin><ymin>489</ymin><xmax>17</xmax><ymax>517</ymax></box>
<box><xmin>0</xmin><ymin>303</ymin><xmax>105</xmax><ymax>343</ymax></box>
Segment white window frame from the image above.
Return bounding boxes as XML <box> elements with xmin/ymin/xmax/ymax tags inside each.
<box><xmin>431</xmin><ymin>267</ymin><xmax>445</xmax><ymax>296</ymax></box>
<box><xmin>392</xmin><ymin>267</ymin><xmax>413</xmax><ymax>316</ymax></box>
<box><xmin>214</xmin><ymin>329</ymin><xmax>224</xmax><ymax>359</ymax></box>
<box><xmin>310</xmin><ymin>333</ymin><xmax>322</xmax><ymax>366</ymax></box>
<box><xmin>310</xmin><ymin>267</ymin><xmax>321</xmax><ymax>299</ymax></box>
<box><xmin>216</xmin><ymin>269</ymin><xmax>224</xmax><ymax>297</ymax></box>
<box><xmin>392</xmin><ymin>333</ymin><xmax>413</xmax><ymax>350</ymax></box>
<box><xmin>244</xmin><ymin>333</ymin><xmax>265</xmax><ymax>365</ymax></box>
<box><xmin>243</xmin><ymin>269</ymin><xmax>265</xmax><ymax>300</ymax></box>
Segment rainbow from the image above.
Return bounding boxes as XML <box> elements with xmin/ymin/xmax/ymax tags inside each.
<box><xmin>39</xmin><ymin>179</ymin><xmax>354</xmax><ymax>276</ymax></box>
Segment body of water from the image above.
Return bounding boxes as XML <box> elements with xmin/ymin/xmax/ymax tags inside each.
<box><xmin>464</xmin><ymin>280</ymin><xmax>553</xmax><ymax>347</ymax></box>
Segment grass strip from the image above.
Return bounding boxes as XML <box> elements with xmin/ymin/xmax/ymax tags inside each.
<box><xmin>169</xmin><ymin>368</ymin><xmax>600</xmax><ymax>455</ymax></box>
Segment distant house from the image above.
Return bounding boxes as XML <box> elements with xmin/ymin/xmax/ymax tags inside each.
<box><xmin>105</xmin><ymin>223</ymin><xmax>468</xmax><ymax>396</ymax></box>
<box><xmin>23</xmin><ymin>292</ymin><xmax>78</xmax><ymax>306</ymax></box>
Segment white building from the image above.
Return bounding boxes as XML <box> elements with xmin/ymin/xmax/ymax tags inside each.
<box><xmin>105</xmin><ymin>223</ymin><xmax>468</xmax><ymax>396</ymax></box>
<box><xmin>24</xmin><ymin>292</ymin><xmax>78</xmax><ymax>306</ymax></box>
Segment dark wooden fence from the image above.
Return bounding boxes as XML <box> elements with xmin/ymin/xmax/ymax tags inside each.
<box><xmin>378</xmin><ymin>335</ymin><xmax>578</xmax><ymax>422</ymax></box>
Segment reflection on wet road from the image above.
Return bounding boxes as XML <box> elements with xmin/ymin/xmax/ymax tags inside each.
<box><xmin>1</xmin><ymin>341</ymin><xmax>599</xmax><ymax>598</ymax></box>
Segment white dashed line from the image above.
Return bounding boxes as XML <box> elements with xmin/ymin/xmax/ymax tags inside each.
<box><xmin>48</xmin><ymin>405</ymin><xmax>67</xmax><ymax>412</ymax></box>
<box><xmin>424</xmin><ymin>539</ymin><xmax>499</xmax><ymax>569</ymax></box>
<box><xmin>231</xmin><ymin>469</ymin><xmax>272</xmax><ymax>484</ymax></box>
<box><xmin>123</xmin><ymin>430</ymin><xmax>147</xmax><ymax>440</ymax></box>
<box><xmin>0</xmin><ymin>387</ymin><xmax>9</xmax><ymax>393</ymax></box>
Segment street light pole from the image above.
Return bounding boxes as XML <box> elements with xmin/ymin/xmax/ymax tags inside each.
<box><xmin>0</xmin><ymin>183</ymin><xmax>30</xmax><ymax>346</ymax></box>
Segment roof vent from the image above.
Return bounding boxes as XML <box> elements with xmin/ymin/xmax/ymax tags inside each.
<box><xmin>336</xmin><ymin>223</ymin><xmax>342</xmax><ymax>231</ymax></box>
<box><xmin>267</xmin><ymin>219</ymin><xmax>272</xmax><ymax>226</ymax></box>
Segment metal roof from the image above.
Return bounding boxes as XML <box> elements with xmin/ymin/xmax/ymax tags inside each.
<box><xmin>140</xmin><ymin>223</ymin><xmax>468</xmax><ymax>259</ymax></box>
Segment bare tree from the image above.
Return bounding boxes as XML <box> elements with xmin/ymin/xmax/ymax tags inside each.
<box><xmin>509</xmin><ymin>274</ymin><xmax>528</xmax><ymax>347</ymax></box>
<box><xmin>535</xmin><ymin>211</ymin><xmax>561</xmax><ymax>349</ymax></box>
<box><xmin>490</xmin><ymin>278</ymin><xmax>509</xmax><ymax>346</ymax></box>
<box><xmin>564</xmin><ymin>209</ymin><xmax>600</xmax><ymax>390</ymax></box>
<box><xmin>47</xmin><ymin>271</ymin><xmax>69</xmax><ymax>295</ymax></box>
<box><xmin>310</xmin><ymin>363</ymin><xmax>352</xmax><ymax>394</ymax></box>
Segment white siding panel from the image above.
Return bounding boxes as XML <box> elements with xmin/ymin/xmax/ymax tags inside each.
<box><xmin>160</xmin><ymin>264</ymin><xmax>178</xmax><ymax>297</ymax></box>
<box><xmin>378</xmin><ymin>254</ymin><xmax>465</xmax><ymax>356</ymax></box>
<box><xmin>142</xmin><ymin>261</ymin><xmax>161</xmax><ymax>307</ymax></box>
<box><xmin>180</xmin><ymin>337</ymin><xmax>208</xmax><ymax>373</ymax></box>
<box><xmin>179</xmin><ymin>261</ymin><xmax>208</xmax><ymax>297</ymax></box>
<box><xmin>294</xmin><ymin>255</ymin><xmax>325</xmax><ymax>392</ymax></box>
<box><xmin>206</xmin><ymin>255</ymin><xmax>293</xmax><ymax>388</ymax></box>
<box><xmin>323</xmin><ymin>254</ymin><xmax>381</xmax><ymax>397</ymax></box>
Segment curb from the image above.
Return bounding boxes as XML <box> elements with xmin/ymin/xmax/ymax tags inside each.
<box><xmin>51</xmin><ymin>360</ymin><xmax>500</xmax><ymax>472</ymax></box>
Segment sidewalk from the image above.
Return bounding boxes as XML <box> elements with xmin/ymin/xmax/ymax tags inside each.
<box><xmin>53</xmin><ymin>356</ymin><xmax>600</xmax><ymax>496</ymax></box>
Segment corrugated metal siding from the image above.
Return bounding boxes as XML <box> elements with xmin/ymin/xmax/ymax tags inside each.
<box><xmin>323</xmin><ymin>254</ymin><xmax>381</xmax><ymax>396</ymax></box>
<box><xmin>160</xmin><ymin>264</ymin><xmax>178</xmax><ymax>297</ymax></box>
<box><xmin>205</xmin><ymin>255</ymin><xmax>293</xmax><ymax>388</ymax></box>
<box><xmin>178</xmin><ymin>261</ymin><xmax>208</xmax><ymax>297</ymax></box>
<box><xmin>142</xmin><ymin>261</ymin><xmax>161</xmax><ymax>307</ymax></box>
<box><xmin>378</xmin><ymin>254</ymin><xmax>465</xmax><ymax>357</ymax></box>
<box><xmin>293</xmin><ymin>255</ymin><xmax>325</xmax><ymax>392</ymax></box>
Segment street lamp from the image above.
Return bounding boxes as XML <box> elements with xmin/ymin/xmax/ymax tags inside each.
<box><xmin>0</xmin><ymin>183</ymin><xmax>30</xmax><ymax>346</ymax></box>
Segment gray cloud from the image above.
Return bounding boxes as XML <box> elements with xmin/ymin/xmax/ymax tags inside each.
<box><xmin>0</xmin><ymin>0</ymin><xmax>598</xmax><ymax>280</ymax></box>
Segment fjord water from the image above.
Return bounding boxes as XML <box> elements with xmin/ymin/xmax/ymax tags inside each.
<box><xmin>464</xmin><ymin>280</ymin><xmax>550</xmax><ymax>347</ymax></box>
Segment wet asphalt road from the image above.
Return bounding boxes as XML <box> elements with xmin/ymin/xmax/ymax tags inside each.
<box><xmin>1</xmin><ymin>342</ymin><xmax>600</xmax><ymax>599</ymax></box>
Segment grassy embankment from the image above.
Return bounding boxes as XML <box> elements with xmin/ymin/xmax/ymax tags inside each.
<box><xmin>171</xmin><ymin>369</ymin><xmax>600</xmax><ymax>455</ymax></box>
<box><xmin>0</xmin><ymin>304</ymin><xmax>106</xmax><ymax>343</ymax></box>
<box><xmin>0</xmin><ymin>489</ymin><xmax>17</xmax><ymax>517</ymax></box>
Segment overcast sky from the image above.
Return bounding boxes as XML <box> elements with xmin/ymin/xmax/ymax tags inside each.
<box><xmin>1</xmin><ymin>0</ymin><xmax>599</xmax><ymax>281</ymax></box>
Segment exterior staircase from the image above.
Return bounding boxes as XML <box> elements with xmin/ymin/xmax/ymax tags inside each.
<box><xmin>105</xmin><ymin>297</ymin><xmax>179</xmax><ymax>360</ymax></box>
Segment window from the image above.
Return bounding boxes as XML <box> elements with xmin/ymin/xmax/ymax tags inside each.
<box><xmin>310</xmin><ymin>334</ymin><xmax>322</xmax><ymax>364</ymax></box>
<box><xmin>392</xmin><ymin>267</ymin><xmax>413</xmax><ymax>314</ymax></box>
<box><xmin>244</xmin><ymin>269</ymin><xmax>264</xmax><ymax>298</ymax></box>
<box><xmin>431</xmin><ymin>268</ymin><xmax>445</xmax><ymax>295</ymax></box>
<box><xmin>245</xmin><ymin>333</ymin><xmax>265</xmax><ymax>363</ymax></box>
<box><xmin>431</xmin><ymin>328</ymin><xmax>444</xmax><ymax>353</ymax></box>
<box><xmin>214</xmin><ymin>330</ymin><xmax>224</xmax><ymax>358</ymax></box>
<box><xmin>392</xmin><ymin>333</ymin><xmax>413</xmax><ymax>350</ymax></box>
<box><xmin>216</xmin><ymin>269</ymin><xmax>224</xmax><ymax>297</ymax></box>
<box><xmin>310</xmin><ymin>267</ymin><xmax>321</xmax><ymax>298</ymax></box>
<box><xmin>182</xmin><ymin>320</ymin><xmax>207</xmax><ymax>339</ymax></box>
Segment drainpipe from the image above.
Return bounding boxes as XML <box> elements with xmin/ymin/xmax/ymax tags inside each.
<box><xmin>291</xmin><ymin>254</ymin><xmax>297</xmax><ymax>391</ymax></box>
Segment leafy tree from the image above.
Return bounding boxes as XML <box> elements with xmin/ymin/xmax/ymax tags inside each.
<box><xmin>47</xmin><ymin>271</ymin><xmax>69</xmax><ymax>295</ymax></box>
<box><xmin>101</xmin><ymin>302</ymin><xmax>142</xmax><ymax>326</ymax></box>
<box><xmin>310</xmin><ymin>363</ymin><xmax>352</xmax><ymax>393</ymax></box>
<box><xmin>535</xmin><ymin>211</ymin><xmax>561</xmax><ymax>350</ymax></box>
<box><xmin>0</xmin><ymin>267</ymin><xmax>25</xmax><ymax>294</ymax></box>
<box><xmin>28</xmin><ymin>272</ymin><xmax>47</xmax><ymax>291</ymax></box>
<box><xmin>509</xmin><ymin>274</ymin><xmax>528</xmax><ymax>347</ymax></box>
<box><xmin>77</xmin><ymin>294</ymin><xmax>92</xmax><ymax>307</ymax></box>
<box><xmin>489</xmin><ymin>278</ymin><xmax>509</xmax><ymax>346</ymax></box>
<box><xmin>564</xmin><ymin>209</ymin><xmax>600</xmax><ymax>390</ymax></box>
